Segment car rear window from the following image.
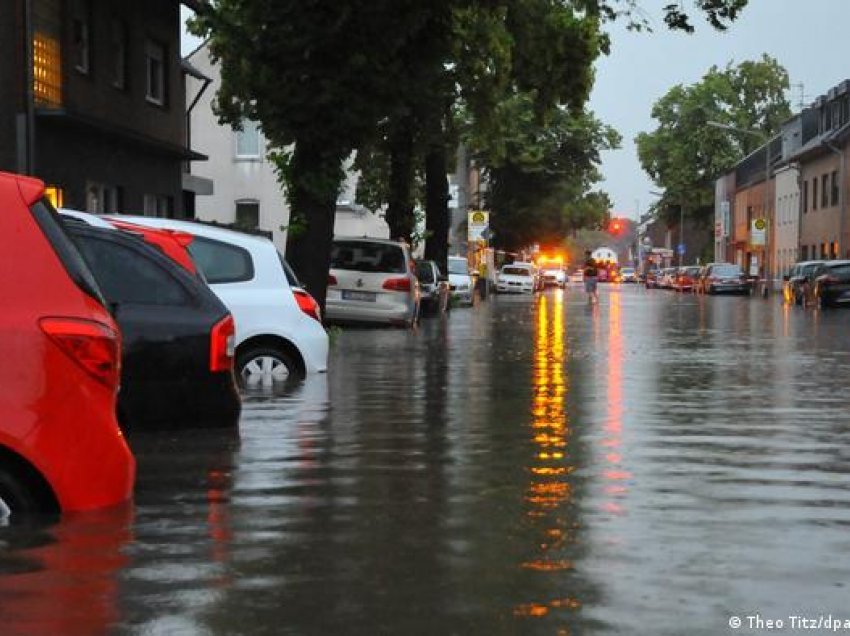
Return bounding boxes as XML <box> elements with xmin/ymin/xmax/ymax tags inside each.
<box><xmin>415</xmin><ymin>261</ymin><xmax>435</xmax><ymax>283</ymax></box>
<box><xmin>826</xmin><ymin>264</ymin><xmax>850</xmax><ymax>278</ymax></box>
<box><xmin>30</xmin><ymin>198</ymin><xmax>105</xmax><ymax>304</ymax></box>
<box><xmin>448</xmin><ymin>259</ymin><xmax>468</xmax><ymax>275</ymax></box>
<box><xmin>331</xmin><ymin>241</ymin><xmax>406</xmax><ymax>274</ymax></box>
<box><xmin>713</xmin><ymin>264</ymin><xmax>741</xmax><ymax>276</ymax></box>
<box><xmin>277</xmin><ymin>252</ymin><xmax>301</xmax><ymax>288</ymax></box>
<box><xmin>188</xmin><ymin>236</ymin><xmax>254</xmax><ymax>283</ymax></box>
<box><xmin>502</xmin><ymin>267</ymin><xmax>532</xmax><ymax>277</ymax></box>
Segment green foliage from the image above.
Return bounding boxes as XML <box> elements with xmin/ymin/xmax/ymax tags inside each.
<box><xmin>635</xmin><ymin>54</ymin><xmax>791</xmax><ymax>225</ymax></box>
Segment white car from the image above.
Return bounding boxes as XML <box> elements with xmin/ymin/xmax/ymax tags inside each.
<box><xmin>105</xmin><ymin>216</ymin><xmax>329</xmax><ymax>389</ymax></box>
<box><xmin>447</xmin><ymin>256</ymin><xmax>475</xmax><ymax>305</ymax></box>
<box><xmin>496</xmin><ymin>263</ymin><xmax>537</xmax><ymax>294</ymax></box>
<box><xmin>541</xmin><ymin>266</ymin><xmax>566</xmax><ymax>287</ymax></box>
<box><xmin>620</xmin><ymin>266</ymin><xmax>638</xmax><ymax>283</ymax></box>
<box><xmin>326</xmin><ymin>237</ymin><xmax>420</xmax><ymax>327</ymax></box>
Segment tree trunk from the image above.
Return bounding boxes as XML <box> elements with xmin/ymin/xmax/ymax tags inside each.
<box><xmin>384</xmin><ymin>121</ymin><xmax>416</xmax><ymax>242</ymax></box>
<box><xmin>284</xmin><ymin>142</ymin><xmax>343</xmax><ymax>313</ymax></box>
<box><xmin>424</xmin><ymin>143</ymin><xmax>449</xmax><ymax>276</ymax></box>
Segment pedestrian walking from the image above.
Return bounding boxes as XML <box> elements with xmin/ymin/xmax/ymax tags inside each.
<box><xmin>583</xmin><ymin>250</ymin><xmax>599</xmax><ymax>304</ymax></box>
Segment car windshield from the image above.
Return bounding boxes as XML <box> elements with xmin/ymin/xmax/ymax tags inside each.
<box><xmin>502</xmin><ymin>267</ymin><xmax>532</xmax><ymax>277</ymax></box>
<box><xmin>447</xmin><ymin>258</ymin><xmax>468</xmax><ymax>275</ymax></box>
<box><xmin>621</xmin><ymin>268</ymin><xmax>634</xmax><ymax>274</ymax></box>
<box><xmin>685</xmin><ymin>267</ymin><xmax>701</xmax><ymax>275</ymax></box>
<box><xmin>826</xmin><ymin>264</ymin><xmax>850</xmax><ymax>277</ymax></box>
<box><xmin>331</xmin><ymin>241</ymin><xmax>406</xmax><ymax>274</ymax></box>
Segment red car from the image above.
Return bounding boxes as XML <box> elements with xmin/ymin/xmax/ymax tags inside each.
<box><xmin>0</xmin><ymin>172</ymin><xmax>135</xmax><ymax>519</ymax></box>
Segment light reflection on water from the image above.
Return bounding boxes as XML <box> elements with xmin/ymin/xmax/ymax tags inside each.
<box><xmin>0</xmin><ymin>288</ymin><xmax>850</xmax><ymax>634</ymax></box>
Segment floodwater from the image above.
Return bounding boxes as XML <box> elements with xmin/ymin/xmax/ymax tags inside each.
<box><xmin>2</xmin><ymin>285</ymin><xmax>850</xmax><ymax>635</ymax></box>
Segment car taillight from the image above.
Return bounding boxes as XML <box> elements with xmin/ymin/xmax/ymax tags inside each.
<box><xmin>39</xmin><ymin>317</ymin><xmax>120</xmax><ymax>388</ymax></box>
<box><xmin>210</xmin><ymin>314</ymin><xmax>236</xmax><ymax>372</ymax></box>
<box><xmin>328</xmin><ymin>274</ymin><xmax>338</xmax><ymax>286</ymax></box>
<box><xmin>383</xmin><ymin>277</ymin><xmax>411</xmax><ymax>292</ymax></box>
<box><xmin>293</xmin><ymin>288</ymin><xmax>321</xmax><ymax>322</ymax></box>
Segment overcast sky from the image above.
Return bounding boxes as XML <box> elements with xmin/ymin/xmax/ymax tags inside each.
<box><xmin>182</xmin><ymin>1</ymin><xmax>850</xmax><ymax>220</ymax></box>
<box><xmin>591</xmin><ymin>0</ymin><xmax>850</xmax><ymax>219</ymax></box>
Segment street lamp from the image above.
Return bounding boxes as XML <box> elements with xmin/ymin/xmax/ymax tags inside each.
<box><xmin>706</xmin><ymin>120</ymin><xmax>771</xmax><ymax>296</ymax></box>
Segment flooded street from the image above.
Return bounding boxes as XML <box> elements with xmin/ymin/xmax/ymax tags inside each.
<box><xmin>3</xmin><ymin>286</ymin><xmax>850</xmax><ymax>635</ymax></box>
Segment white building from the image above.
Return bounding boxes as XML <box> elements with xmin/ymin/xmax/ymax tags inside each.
<box><xmin>185</xmin><ymin>43</ymin><xmax>386</xmax><ymax>253</ymax></box>
<box><xmin>773</xmin><ymin>164</ymin><xmax>800</xmax><ymax>278</ymax></box>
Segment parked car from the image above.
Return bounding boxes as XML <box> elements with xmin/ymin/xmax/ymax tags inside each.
<box><xmin>0</xmin><ymin>172</ymin><xmax>134</xmax><ymax>519</ymax></box>
<box><xmin>620</xmin><ymin>266</ymin><xmax>638</xmax><ymax>283</ymax></box>
<box><xmin>496</xmin><ymin>263</ymin><xmax>537</xmax><ymax>294</ymax></box>
<box><xmin>107</xmin><ymin>216</ymin><xmax>328</xmax><ymax>389</ymax></box>
<box><xmin>415</xmin><ymin>259</ymin><xmax>449</xmax><ymax>313</ymax></box>
<box><xmin>812</xmin><ymin>260</ymin><xmax>850</xmax><ymax>308</ymax></box>
<box><xmin>447</xmin><ymin>256</ymin><xmax>476</xmax><ymax>305</ymax></box>
<box><xmin>644</xmin><ymin>267</ymin><xmax>660</xmax><ymax>289</ymax></box>
<box><xmin>327</xmin><ymin>237</ymin><xmax>421</xmax><ymax>326</ymax></box>
<box><xmin>673</xmin><ymin>266</ymin><xmax>702</xmax><ymax>292</ymax></box>
<box><xmin>66</xmin><ymin>222</ymin><xmax>241</xmax><ymax>430</ymax></box>
<box><xmin>697</xmin><ymin>263</ymin><xmax>749</xmax><ymax>295</ymax></box>
<box><xmin>657</xmin><ymin>267</ymin><xmax>678</xmax><ymax>289</ymax></box>
<box><xmin>783</xmin><ymin>260</ymin><xmax>825</xmax><ymax>305</ymax></box>
<box><xmin>539</xmin><ymin>262</ymin><xmax>566</xmax><ymax>287</ymax></box>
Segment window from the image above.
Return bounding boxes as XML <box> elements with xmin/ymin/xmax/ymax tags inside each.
<box><xmin>833</xmin><ymin>102</ymin><xmax>841</xmax><ymax>129</ymax></box>
<box><xmin>812</xmin><ymin>178</ymin><xmax>818</xmax><ymax>210</ymax></box>
<box><xmin>832</xmin><ymin>170</ymin><xmax>839</xmax><ymax>207</ymax></box>
<box><xmin>187</xmin><ymin>236</ymin><xmax>254</xmax><ymax>283</ymax></box>
<box><xmin>822</xmin><ymin>174</ymin><xmax>829</xmax><ymax>208</ymax></box>
<box><xmin>71</xmin><ymin>7</ymin><xmax>90</xmax><ymax>74</ymax></box>
<box><xmin>86</xmin><ymin>182</ymin><xmax>121</xmax><ymax>213</ymax></box>
<box><xmin>143</xmin><ymin>194</ymin><xmax>172</xmax><ymax>217</ymax></box>
<box><xmin>74</xmin><ymin>235</ymin><xmax>189</xmax><ymax>305</ymax></box>
<box><xmin>145</xmin><ymin>40</ymin><xmax>165</xmax><ymax>105</ymax></box>
<box><xmin>801</xmin><ymin>245</ymin><xmax>809</xmax><ymax>261</ymax></box>
<box><xmin>235</xmin><ymin>119</ymin><xmax>261</xmax><ymax>158</ymax></box>
<box><xmin>803</xmin><ymin>179</ymin><xmax>808</xmax><ymax>213</ymax></box>
<box><xmin>111</xmin><ymin>20</ymin><xmax>127</xmax><ymax>89</ymax></box>
<box><xmin>33</xmin><ymin>31</ymin><xmax>62</xmax><ymax>106</ymax></box>
<box><xmin>822</xmin><ymin>243</ymin><xmax>829</xmax><ymax>259</ymax></box>
<box><xmin>235</xmin><ymin>200</ymin><xmax>259</xmax><ymax>229</ymax></box>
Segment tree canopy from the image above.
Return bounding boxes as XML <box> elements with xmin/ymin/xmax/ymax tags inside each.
<box><xmin>635</xmin><ymin>54</ymin><xmax>791</xmax><ymax>225</ymax></box>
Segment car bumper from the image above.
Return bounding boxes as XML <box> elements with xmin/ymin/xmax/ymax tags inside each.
<box><xmin>325</xmin><ymin>292</ymin><xmax>418</xmax><ymax>326</ymax></box>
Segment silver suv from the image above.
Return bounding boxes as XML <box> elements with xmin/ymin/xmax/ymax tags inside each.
<box><xmin>326</xmin><ymin>237</ymin><xmax>420</xmax><ymax>327</ymax></box>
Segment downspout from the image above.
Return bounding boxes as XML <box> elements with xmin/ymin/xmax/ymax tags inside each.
<box><xmin>794</xmin><ymin>163</ymin><xmax>803</xmax><ymax>263</ymax></box>
<box><xmin>824</xmin><ymin>140</ymin><xmax>845</xmax><ymax>259</ymax></box>
<box><xmin>185</xmin><ymin>73</ymin><xmax>211</xmax><ymax>170</ymax></box>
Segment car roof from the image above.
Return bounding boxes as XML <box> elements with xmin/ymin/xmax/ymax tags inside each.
<box><xmin>107</xmin><ymin>215</ymin><xmax>275</xmax><ymax>249</ymax></box>
<box><xmin>334</xmin><ymin>236</ymin><xmax>406</xmax><ymax>247</ymax></box>
<box><xmin>821</xmin><ymin>259</ymin><xmax>850</xmax><ymax>267</ymax></box>
<box><xmin>59</xmin><ymin>208</ymin><xmax>116</xmax><ymax>228</ymax></box>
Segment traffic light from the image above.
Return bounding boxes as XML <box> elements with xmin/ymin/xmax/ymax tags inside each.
<box><xmin>608</xmin><ymin>218</ymin><xmax>624</xmax><ymax>235</ymax></box>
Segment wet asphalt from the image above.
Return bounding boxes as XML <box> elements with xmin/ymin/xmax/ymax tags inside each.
<box><xmin>2</xmin><ymin>284</ymin><xmax>850</xmax><ymax>635</ymax></box>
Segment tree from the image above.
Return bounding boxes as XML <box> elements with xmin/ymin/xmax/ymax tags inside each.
<box><xmin>635</xmin><ymin>55</ymin><xmax>791</xmax><ymax>226</ymax></box>
<box><xmin>190</xmin><ymin>1</ymin><xmax>435</xmax><ymax>309</ymax></box>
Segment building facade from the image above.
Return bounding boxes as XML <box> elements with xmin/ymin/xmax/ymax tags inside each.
<box><xmin>0</xmin><ymin>0</ymin><xmax>202</xmax><ymax>214</ymax></box>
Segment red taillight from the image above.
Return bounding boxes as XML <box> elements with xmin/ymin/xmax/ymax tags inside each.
<box><xmin>39</xmin><ymin>317</ymin><xmax>120</xmax><ymax>388</ymax></box>
<box><xmin>210</xmin><ymin>314</ymin><xmax>236</xmax><ymax>372</ymax></box>
<box><xmin>382</xmin><ymin>277</ymin><xmax>411</xmax><ymax>292</ymax></box>
<box><xmin>293</xmin><ymin>288</ymin><xmax>321</xmax><ymax>322</ymax></box>
<box><xmin>328</xmin><ymin>274</ymin><xmax>338</xmax><ymax>286</ymax></box>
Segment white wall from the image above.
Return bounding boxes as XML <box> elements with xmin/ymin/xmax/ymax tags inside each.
<box><xmin>773</xmin><ymin>164</ymin><xmax>800</xmax><ymax>278</ymax></box>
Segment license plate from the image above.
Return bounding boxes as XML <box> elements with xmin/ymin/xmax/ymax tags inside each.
<box><xmin>342</xmin><ymin>290</ymin><xmax>377</xmax><ymax>302</ymax></box>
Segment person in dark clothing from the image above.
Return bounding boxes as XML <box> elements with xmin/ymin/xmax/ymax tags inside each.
<box><xmin>583</xmin><ymin>251</ymin><xmax>599</xmax><ymax>304</ymax></box>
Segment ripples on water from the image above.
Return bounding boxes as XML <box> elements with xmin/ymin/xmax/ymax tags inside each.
<box><xmin>1</xmin><ymin>287</ymin><xmax>850</xmax><ymax>635</ymax></box>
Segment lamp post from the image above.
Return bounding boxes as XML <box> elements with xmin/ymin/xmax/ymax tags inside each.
<box><xmin>707</xmin><ymin>121</ymin><xmax>772</xmax><ymax>296</ymax></box>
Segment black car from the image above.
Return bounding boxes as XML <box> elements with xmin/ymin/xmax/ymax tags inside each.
<box><xmin>813</xmin><ymin>260</ymin><xmax>850</xmax><ymax>308</ymax></box>
<box><xmin>783</xmin><ymin>260</ymin><xmax>824</xmax><ymax>305</ymax></box>
<box><xmin>698</xmin><ymin>263</ymin><xmax>749</xmax><ymax>295</ymax></box>
<box><xmin>414</xmin><ymin>259</ymin><xmax>449</xmax><ymax>313</ymax></box>
<box><xmin>67</xmin><ymin>223</ymin><xmax>241</xmax><ymax>430</ymax></box>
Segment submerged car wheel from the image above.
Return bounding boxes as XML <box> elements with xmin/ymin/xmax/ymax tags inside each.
<box><xmin>0</xmin><ymin>468</ymin><xmax>40</xmax><ymax>524</ymax></box>
<box><xmin>237</xmin><ymin>347</ymin><xmax>301</xmax><ymax>390</ymax></box>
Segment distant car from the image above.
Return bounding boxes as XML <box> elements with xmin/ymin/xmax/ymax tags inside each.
<box><xmin>415</xmin><ymin>259</ymin><xmax>449</xmax><ymax>313</ymax></box>
<box><xmin>447</xmin><ymin>256</ymin><xmax>475</xmax><ymax>305</ymax></box>
<box><xmin>496</xmin><ymin>263</ymin><xmax>537</xmax><ymax>294</ymax></box>
<box><xmin>673</xmin><ymin>266</ymin><xmax>702</xmax><ymax>292</ymax></box>
<box><xmin>620</xmin><ymin>266</ymin><xmax>637</xmax><ymax>283</ymax></box>
<box><xmin>569</xmin><ymin>269</ymin><xmax>584</xmax><ymax>284</ymax></box>
<box><xmin>644</xmin><ymin>268</ymin><xmax>660</xmax><ymax>289</ymax></box>
<box><xmin>0</xmin><ymin>172</ymin><xmax>134</xmax><ymax>519</ymax></box>
<box><xmin>540</xmin><ymin>264</ymin><xmax>566</xmax><ymax>287</ymax></box>
<box><xmin>657</xmin><ymin>267</ymin><xmax>678</xmax><ymax>289</ymax></box>
<box><xmin>67</xmin><ymin>222</ymin><xmax>241</xmax><ymax>430</ymax></box>
<box><xmin>783</xmin><ymin>260</ymin><xmax>825</xmax><ymax>305</ymax></box>
<box><xmin>327</xmin><ymin>237</ymin><xmax>421</xmax><ymax>326</ymax></box>
<box><xmin>812</xmin><ymin>260</ymin><xmax>850</xmax><ymax>308</ymax></box>
<box><xmin>698</xmin><ymin>263</ymin><xmax>749</xmax><ymax>295</ymax></box>
<box><xmin>107</xmin><ymin>216</ymin><xmax>329</xmax><ymax>389</ymax></box>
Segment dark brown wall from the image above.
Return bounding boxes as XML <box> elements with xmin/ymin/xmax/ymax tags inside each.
<box><xmin>0</xmin><ymin>0</ymin><xmax>25</xmax><ymax>172</ymax></box>
<box><xmin>62</xmin><ymin>0</ymin><xmax>184</xmax><ymax>146</ymax></box>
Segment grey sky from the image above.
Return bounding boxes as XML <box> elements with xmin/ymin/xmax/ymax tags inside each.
<box><xmin>182</xmin><ymin>1</ymin><xmax>850</xmax><ymax>220</ymax></box>
<box><xmin>591</xmin><ymin>0</ymin><xmax>850</xmax><ymax>219</ymax></box>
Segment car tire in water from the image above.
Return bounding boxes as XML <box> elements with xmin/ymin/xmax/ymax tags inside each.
<box><xmin>237</xmin><ymin>346</ymin><xmax>301</xmax><ymax>390</ymax></box>
<box><xmin>0</xmin><ymin>467</ymin><xmax>39</xmax><ymax>523</ymax></box>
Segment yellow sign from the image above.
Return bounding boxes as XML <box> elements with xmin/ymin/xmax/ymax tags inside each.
<box><xmin>468</xmin><ymin>210</ymin><xmax>489</xmax><ymax>242</ymax></box>
<box><xmin>754</xmin><ymin>218</ymin><xmax>767</xmax><ymax>231</ymax></box>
